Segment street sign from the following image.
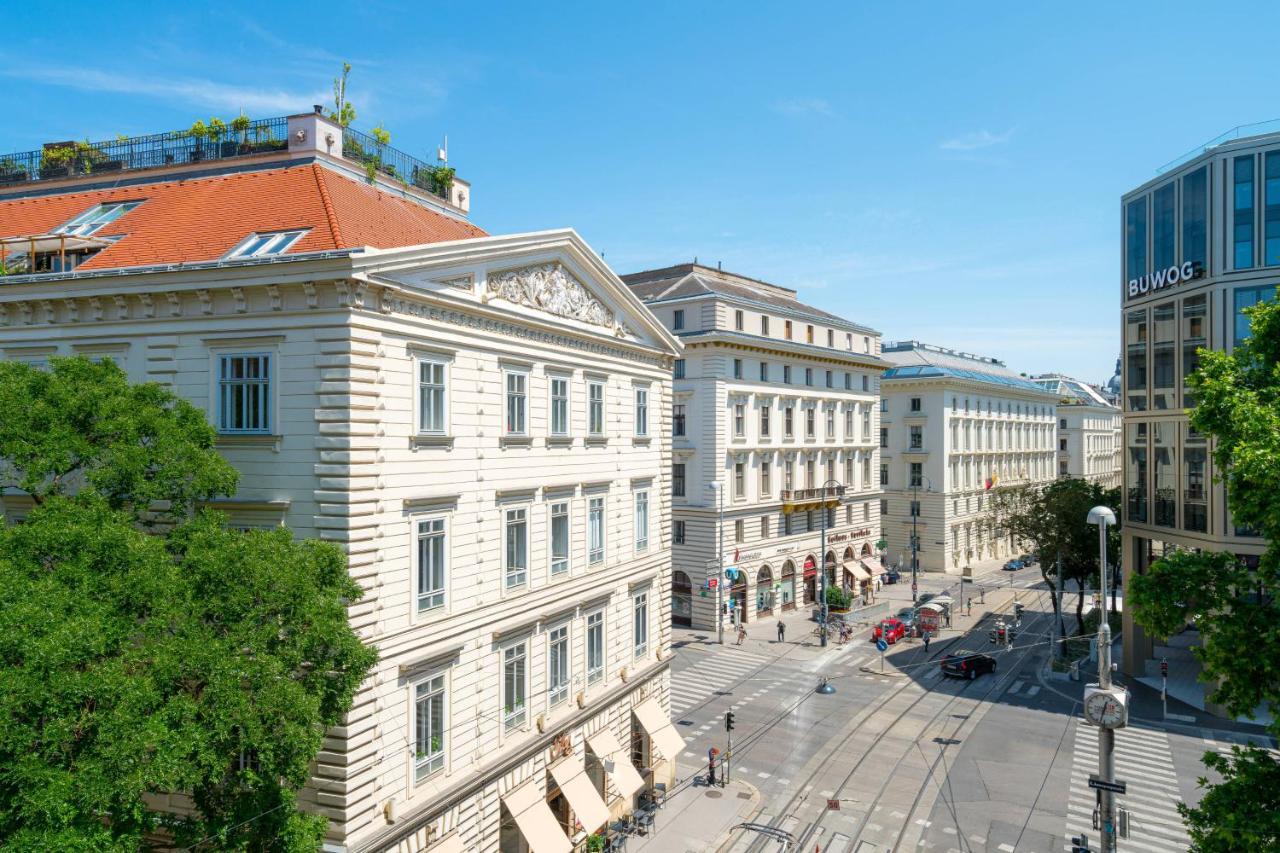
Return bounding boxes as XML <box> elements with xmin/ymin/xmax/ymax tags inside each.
<box><xmin>826</xmin><ymin>799</ymin><xmax>840</xmax><ymax>811</ymax></box>
<box><xmin>1160</xmin><ymin>658</ymin><xmax>1169</xmax><ymax>677</ymax></box>
<box><xmin>708</xmin><ymin>578</ymin><xmax>718</xmax><ymax>589</ymax></box>
<box><xmin>911</xmin><ymin>583</ymin><xmax>918</xmax><ymax>594</ymax></box>
<box><xmin>876</xmin><ymin>638</ymin><xmax>888</xmax><ymax>652</ymax></box>
<box><xmin>1087</xmin><ymin>775</ymin><xmax>1127</xmax><ymax>794</ymax></box>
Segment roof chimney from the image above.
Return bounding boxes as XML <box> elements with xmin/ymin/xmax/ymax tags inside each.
<box><xmin>314</xmin><ymin>104</ymin><xmax>324</xmax><ymax>115</ymax></box>
<box><xmin>288</xmin><ymin>110</ymin><xmax>343</xmax><ymax>158</ymax></box>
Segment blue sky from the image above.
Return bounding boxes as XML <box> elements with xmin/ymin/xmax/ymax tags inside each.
<box><xmin>4</xmin><ymin>2</ymin><xmax>1279</xmax><ymax>383</ymax></box>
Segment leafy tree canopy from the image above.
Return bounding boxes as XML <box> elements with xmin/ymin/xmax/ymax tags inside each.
<box><xmin>0</xmin><ymin>359</ymin><xmax>377</xmax><ymax>850</ymax></box>
<box><xmin>1128</xmin><ymin>297</ymin><xmax>1280</xmax><ymax>851</ymax></box>
<box><xmin>0</xmin><ymin>357</ymin><xmax>237</xmax><ymax>522</ymax></box>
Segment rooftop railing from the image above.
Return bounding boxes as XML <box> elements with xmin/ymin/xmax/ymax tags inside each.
<box><xmin>1156</xmin><ymin>117</ymin><xmax>1280</xmax><ymax>174</ymax></box>
<box><xmin>0</xmin><ymin>117</ymin><xmax>289</xmax><ymax>187</ymax></box>
<box><xmin>0</xmin><ymin>118</ymin><xmax>452</xmax><ymax>201</ymax></box>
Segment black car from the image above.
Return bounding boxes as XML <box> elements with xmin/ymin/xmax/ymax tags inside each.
<box><xmin>940</xmin><ymin>650</ymin><xmax>998</xmax><ymax>680</ymax></box>
<box><xmin>883</xmin><ymin>567</ymin><xmax>901</xmax><ymax>584</ymax></box>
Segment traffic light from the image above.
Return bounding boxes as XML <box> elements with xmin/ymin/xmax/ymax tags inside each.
<box><xmin>725</xmin><ymin>711</ymin><xmax>735</xmax><ymax>732</ymax></box>
<box><xmin>1014</xmin><ymin>602</ymin><xmax>1025</xmax><ymax>618</ymax></box>
<box><xmin>1070</xmin><ymin>834</ymin><xmax>1091</xmax><ymax>853</ymax></box>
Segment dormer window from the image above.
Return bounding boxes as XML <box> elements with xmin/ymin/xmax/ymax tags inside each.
<box><xmin>56</xmin><ymin>201</ymin><xmax>141</xmax><ymax>236</ymax></box>
<box><xmin>227</xmin><ymin>230</ymin><xmax>307</xmax><ymax>259</ymax></box>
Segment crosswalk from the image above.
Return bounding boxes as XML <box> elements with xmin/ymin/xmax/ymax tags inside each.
<box><xmin>1066</xmin><ymin>719</ymin><xmax>1191</xmax><ymax>852</ymax></box>
<box><xmin>669</xmin><ymin>647</ymin><xmax>775</xmax><ymax>717</ymax></box>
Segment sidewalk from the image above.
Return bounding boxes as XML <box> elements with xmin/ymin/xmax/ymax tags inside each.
<box><xmin>628</xmin><ymin>777</ymin><xmax>759</xmax><ymax>853</ymax></box>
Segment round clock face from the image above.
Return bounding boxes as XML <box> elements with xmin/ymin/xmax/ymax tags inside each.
<box><xmin>1085</xmin><ymin>691</ymin><xmax>1125</xmax><ymax>728</ymax></box>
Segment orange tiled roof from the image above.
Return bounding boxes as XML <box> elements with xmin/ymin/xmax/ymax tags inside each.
<box><xmin>0</xmin><ymin>163</ymin><xmax>486</xmax><ymax>270</ymax></box>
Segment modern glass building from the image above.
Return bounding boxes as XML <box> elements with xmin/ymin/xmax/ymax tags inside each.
<box><xmin>1119</xmin><ymin>125</ymin><xmax>1275</xmax><ymax>698</ymax></box>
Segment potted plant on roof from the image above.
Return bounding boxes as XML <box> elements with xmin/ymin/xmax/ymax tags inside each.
<box><xmin>188</xmin><ymin>119</ymin><xmax>208</xmax><ymax>162</ymax></box>
<box><xmin>231</xmin><ymin>111</ymin><xmax>251</xmax><ymax>153</ymax></box>
<box><xmin>0</xmin><ymin>158</ymin><xmax>29</xmax><ymax>185</ymax></box>
<box><xmin>208</xmin><ymin>117</ymin><xmax>237</xmax><ymax>158</ymax></box>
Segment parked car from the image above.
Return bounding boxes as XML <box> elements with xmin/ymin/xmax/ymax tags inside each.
<box><xmin>872</xmin><ymin>618</ymin><xmax>906</xmax><ymax>645</ymax></box>
<box><xmin>1002</xmin><ymin>559</ymin><xmax>1024</xmax><ymax>571</ymax></box>
<box><xmin>1020</xmin><ymin>553</ymin><xmax>1036</xmax><ymax>566</ymax></box>
<box><xmin>882</xmin><ymin>566</ymin><xmax>901</xmax><ymax>584</ymax></box>
<box><xmin>894</xmin><ymin>608</ymin><xmax>919</xmax><ymax>634</ymax></box>
<box><xmin>940</xmin><ymin>650</ymin><xmax>998</xmax><ymax>679</ymax></box>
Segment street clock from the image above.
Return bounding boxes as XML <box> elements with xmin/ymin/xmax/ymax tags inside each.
<box><xmin>1082</xmin><ymin>685</ymin><xmax>1129</xmax><ymax>729</ymax></box>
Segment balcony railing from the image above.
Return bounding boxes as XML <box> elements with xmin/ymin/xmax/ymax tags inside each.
<box><xmin>342</xmin><ymin>127</ymin><xmax>452</xmax><ymax>199</ymax></box>
<box><xmin>0</xmin><ymin>117</ymin><xmax>289</xmax><ymax>187</ymax></box>
<box><xmin>780</xmin><ymin>486</ymin><xmax>845</xmax><ymax>501</ymax></box>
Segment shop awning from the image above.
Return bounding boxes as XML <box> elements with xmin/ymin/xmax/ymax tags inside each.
<box><xmin>844</xmin><ymin>561</ymin><xmax>870</xmax><ymax>582</ymax></box>
<box><xmin>500</xmin><ymin>779</ymin><xmax>572</xmax><ymax>853</ymax></box>
<box><xmin>632</xmin><ymin>697</ymin><xmax>685</xmax><ymax>763</ymax></box>
<box><xmin>860</xmin><ymin>558</ymin><xmax>882</xmax><ymax>577</ymax></box>
<box><xmin>549</xmin><ymin>756</ymin><xmax>610</xmax><ymax>835</ymax></box>
<box><xmin>586</xmin><ymin>728</ymin><xmax>644</xmax><ymax>800</ymax></box>
<box><xmin>426</xmin><ymin>833</ymin><xmax>466</xmax><ymax>853</ymax></box>
<box><xmin>929</xmin><ymin>594</ymin><xmax>954</xmax><ymax>608</ymax></box>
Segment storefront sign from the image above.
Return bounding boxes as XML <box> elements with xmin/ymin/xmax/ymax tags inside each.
<box><xmin>825</xmin><ymin>528</ymin><xmax>873</xmax><ymax>545</ymax></box>
<box><xmin>1127</xmin><ymin>260</ymin><xmax>1201</xmax><ymax>299</ymax></box>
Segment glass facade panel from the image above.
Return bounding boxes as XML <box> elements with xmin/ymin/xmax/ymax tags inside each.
<box><xmin>1125</xmin><ymin>197</ymin><xmax>1147</xmax><ymax>283</ymax></box>
<box><xmin>1182</xmin><ymin>295</ymin><xmax>1207</xmax><ymax>407</ymax></box>
<box><xmin>1151</xmin><ymin>302</ymin><xmax>1176</xmax><ymax>410</ymax></box>
<box><xmin>1125</xmin><ymin>309</ymin><xmax>1148</xmax><ymax>411</ymax></box>
<box><xmin>1182</xmin><ymin>166</ymin><xmax>1207</xmax><ymax>269</ymax></box>
<box><xmin>1234</xmin><ymin>284</ymin><xmax>1277</xmax><ymax>346</ymax></box>
<box><xmin>1127</xmin><ymin>423</ymin><xmax>1147</xmax><ymax>523</ymax></box>
<box><xmin>1267</xmin><ymin>151</ymin><xmax>1280</xmax><ymax>265</ymax></box>
<box><xmin>1152</xmin><ymin>182</ymin><xmax>1176</xmax><ymax>271</ymax></box>
<box><xmin>1183</xmin><ymin>426</ymin><xmax>1207</xmax><ymax>534</ymax></box>
<box><xmin>1234</xmin><ymin>155</ymin><xmax>1255</xmax><ymax>270</ymax></box>
<box><xmin>1152</xmin><ymin>423</ymin><xmax>1176</xmax><ymax>528</ymax></box>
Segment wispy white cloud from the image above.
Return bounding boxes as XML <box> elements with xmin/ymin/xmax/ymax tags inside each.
<box><xmin>1</xmin><ymin>63</ymin><xmax>327</xmax><ymax>115</ymax></box>
<box><xmin>939</xmin><ymin>128</ymin><xmax>1013</xmax><ymax>151</ymax></box>
<box><xmin>771</xmin><ymin>96</ymin><xmax>835</xmax><ymax>118</ymax></box>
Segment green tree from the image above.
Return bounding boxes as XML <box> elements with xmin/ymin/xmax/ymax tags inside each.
<box><xmin>329</xmin><ymin>62</ymin><xmax>356</xmax><ymax>129</ymax></box>
<box><xmin>0</xmin><ymin>358</ymin><xmax>377</xmax><ymax>850</ymax></box>
<box><xmin>1128</xmin><ymin>297</ymin><xmax>1280</xmax><ymax>851</ymax></box>
<box><xmin>985</xmin><ymin>478</ymin><xmax>1121</xmax><ymax>638</ymax></box>
<box><xmin>0</xmin><ymin>357</ymin><xmax>237</xmax><ymax>524</ymax></box>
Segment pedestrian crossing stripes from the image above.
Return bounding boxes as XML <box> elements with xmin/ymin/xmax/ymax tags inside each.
<box><xmin>669</xmin><ymin>647</ymin><xmax>775</xmax><ymax>716</ymax></box>
<box><xmin>1201</xmin><ymin>729</ymin><xmax>1279</xmax><ymax>762</ymax></box>
<box><xmin>1065</xmin><ymin>719</ymin><xmax>1190</xmax><ymax>852</ymax></box>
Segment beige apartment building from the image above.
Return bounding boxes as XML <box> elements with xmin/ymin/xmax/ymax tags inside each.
<box><xmin>0</xmin><ymin>112</ymin><xmax>684</xmax><ymax>852</ymax></box>
<box><xmin>1032</xmin><ymin>374</ymin><xmax>1122</xmax><ymax>488</ymax></box>
<box><xmin>1119</xmin><ymin>124</ymin><xmax>1274</xmax><ymax>701</ymax></box>
<box><xmin>624</xmin><ymin>264</ymin><xmax>884</xmax><ymax>631</ymax></box>
<box><xmin>880</xmin><ymin>342</ymin><xmax>1059</xmax><ymax>576</ymax></box>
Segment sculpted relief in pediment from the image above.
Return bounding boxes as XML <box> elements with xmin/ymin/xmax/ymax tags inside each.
<box><xmin>485</xmin><ymin>262</ymin><xmax>630</xmax><ymax>335</ymax></box>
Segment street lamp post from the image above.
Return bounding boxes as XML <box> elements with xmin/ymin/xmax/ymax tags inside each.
<box><xmin>818</xmin><ymin>479</ymin><xmax>844</xmax><ymax>647</ymax></box>
<box><xmin>708</xmin><ymin>482</ymin><xmax>724</xmax><ymax>646</ymax></box>
<box><xmin>909</xmin><ymin>476</ymin><xmax>933</xmax><ymax>604</ymax></box>
<box><xmin>1088</xmin><ymin>505</ymin><xmax>1118</xmax><ymax>853</ymax></box>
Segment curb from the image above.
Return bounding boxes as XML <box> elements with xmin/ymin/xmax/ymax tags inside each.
<box><xmin>709</xmin><ymin>779</ymin><xmax>762</xmax><ymax>853</ymax></box>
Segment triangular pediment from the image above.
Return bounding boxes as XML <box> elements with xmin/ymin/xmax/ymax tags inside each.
<box><xmin>483</xmin><ymin>260</ymin><xmax>632</xmax><ymax>336</ymax></box>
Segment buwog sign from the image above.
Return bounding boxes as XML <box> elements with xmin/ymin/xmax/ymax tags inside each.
<box><xmin>1128</xmin><ymin>261</ymin><xmax>1201</xmax><ymax>299</ymax></box>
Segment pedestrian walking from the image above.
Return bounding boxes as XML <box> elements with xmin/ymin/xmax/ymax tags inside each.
<box><xmin>707</xmin><ymin>747</ymin><xmax>718</xmax><ymax>787</ymax></box>
<box><xmin>736</xmin><ymin>624</ymin><xmax>747</xmax><ymax>645</ymax></box>
<box><xmin>777</xmin><ymin>620</ymin><xmax>785</xmax><ymax>643</ymax></box>
<box><xmin>923</xmin><ymin>631</ymin><xmax>931</xmax><ymax>653</ymax></box>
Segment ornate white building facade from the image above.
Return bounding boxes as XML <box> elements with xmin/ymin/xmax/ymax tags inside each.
<box><xmin>0</xmin><ymin>116</ymin><xmax>683</xmax><ymax>853</ymax></box>
<box><xmin>880</xmin><ymin>342</ymin><xmax>1059</xmax><ymax>574</ymax></box>
<box><xmin>1032</xmin><ymin>374</ymin><xmax>1122</xmax><ymax>488</ymax></box>
<box><xmin>624</xmin><ymin>264</ymin><xmax>884</xmax><ymax>631</ymax></box>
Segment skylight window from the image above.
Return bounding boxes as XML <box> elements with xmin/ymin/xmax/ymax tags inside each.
<box><xmin>56</xmin><ymin>202</ymin><xmax>141</xmax><ymax>236</ymax></box>
<box><xmin>227</xmin><ymin>230</ymin><xmax>308</xmax><ymax>259</ymax></box>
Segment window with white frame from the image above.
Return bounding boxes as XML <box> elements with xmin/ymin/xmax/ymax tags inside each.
<box><xmin>862</xmin><ymin>455</ymin><xmax>871</xmax><ymax>489</ymax></box>
<box><xmin>503</xmin><ymin>643</ymin><xmax>527</xmax><ymax>730</ymax></box>
<box><xmin>734</xmin><ymin>403</ymin><xmax>745</xmax><ymax>437</ymax></box>
<box><xmin>226</xmin><ymin>229</ymin><xmax>308</xmax><ymax>259</ymax></box>
<box><xmin>588</xmin><ymin>496</ymin><xmax>605</xmax><ymax>564</ymax></box>
<box><xmin>844</xmin><ymin>456</ymin><xmax>854</xmax><ymax>486</ymax></box>
<box><xmin>586</xmin><ymin>610</ymin><xmax>604</xmax><ymax>683</ymax></box>
<box><xmin>760</xmin><ymin>404</ymin><xmax>771</xmax><ymax>437</ymax></box>
<box><xmin>217</xmin><ymin>353</ymin><xmax>271</xmax><ymax>434</ymax></box>
<box><xmin>550</xmin><ymin>501</ymin><xmax>570</xmax><ymax>576</ymax></box>
<box><xmin>734</xmin><ymin>462</ymin><xmax>745</xmax><ymax>498</ymax></box>
<box><xmin>635</xmin><ymin>386</ymin><xmax>649</xmax><ymax>436</ymax></box>
<box><xmin>588</xmin><ymin>380</ymin><xmax>605</xmax><ymax>435</ymax></box>
<box><xmin>734</xmin><ymin>518</ymin><xmax>745</xmax><ymax>543</ymax></box>
<box><xmin>416</xmin><ymin>517</ymin><xmax>446</xmax><ymax>612</ymax></box>
<box><xmin>761</xmin><ymin>459</ymin><xmax>772</xmax><ymax>497</ymax></box>
<box><xmin>633</xmin><ymin>591</ymin><xmax>649</xmax><ymax>658</ymax></box>
<box><xmin>56</xmin><ymin>201</ymin><xmax>141</xmax><ymax>236</ymax></box>
<box><xmin>806</xmin><ymin>408</ymin><xmax>816</xmax><ymax>438</ymax></box>
<box><xmin>505</xmin><ymin>371</ymin><xmax>527</xmax><ymax>435</ymax></box>
<box><xmin>413</xmin><ymin>673</ymin><xmax>445</xmax><ymax>780</ymax></box>
<box><xmin>550</xmin><ymin>376</ymin><xmax>569</xmax><ymax>436</ymax></box>
<box><xmin>784</xmin><ymin>406</ymin><xmax>794</xmax><ymax>438</ymax></box>
<box><xmin>862</xmin><ymin>406</ymin><xmax>871</xmax><ymax>441</ymax></box>
<box><xmin>504</xmin><ymin>508</ymin><xmax>528</xmax><ymax>587</ymax></box>
<box><xmin>548</xmin><ymin>625</ymin><xmax>570</xmax><ymax>706</ymax></box>
<box><xmin>825</xmin><ymin>407</ymin><xmax>835</xmax><ymax>437</ymax></box>
<box><xmin>418</xmin><ymin>359</ymin><xmax>447</xmax><ymax>434</ymax></box>
<box><xmin>634</xmin><ymin>491</ymin><xmax>649</xmax><ymax>551</ymax></box>
<box><xmin>844</xmin><ymin>408</ymin><xmax>854</xmax><ymax>438</ymax></box>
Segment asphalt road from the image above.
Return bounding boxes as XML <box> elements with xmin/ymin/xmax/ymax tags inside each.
<box><xmin>667</xmin><ymin>564</ymin><xmax>1263</xmax><ymax>852</ymax></box>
